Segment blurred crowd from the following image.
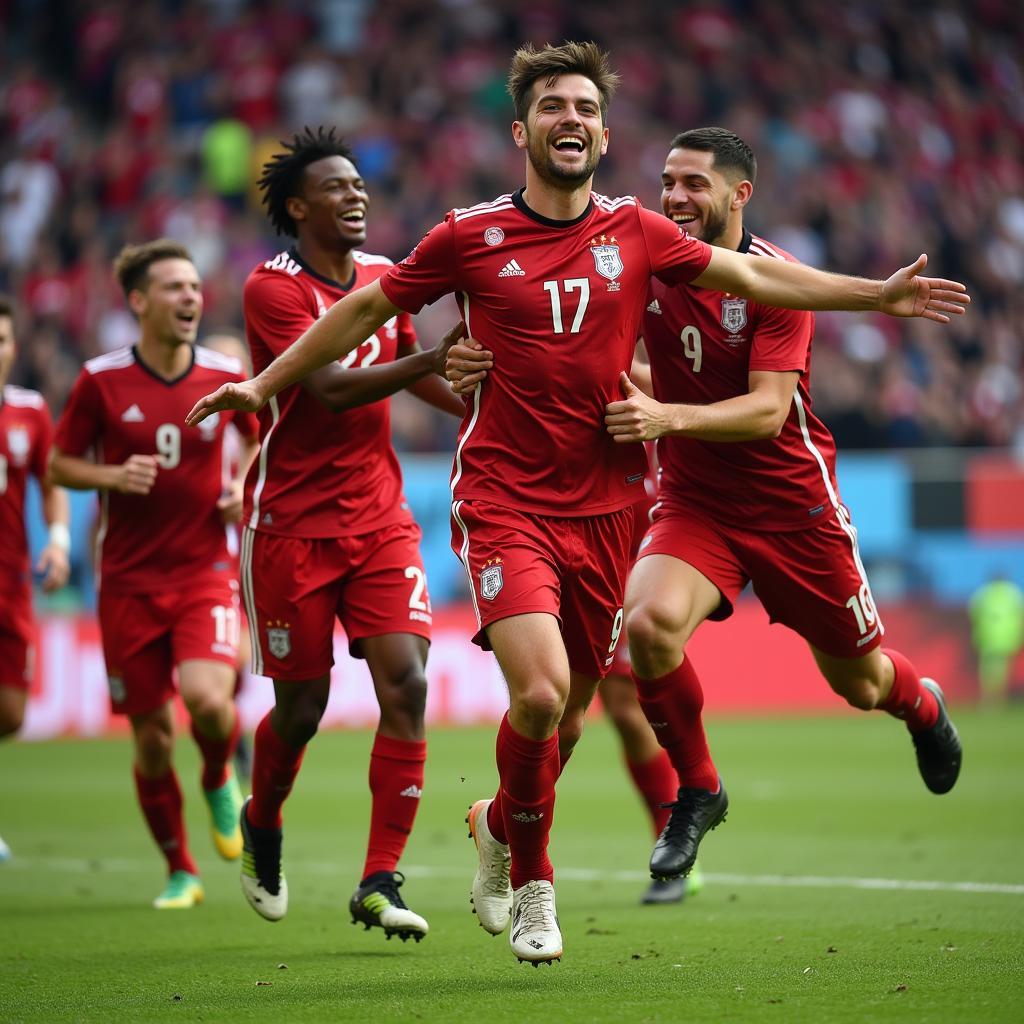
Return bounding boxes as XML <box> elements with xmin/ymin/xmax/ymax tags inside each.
<box><xmin>1</xmin><ymin>0</ymin><xmax>1022</xmax><ymax>451</ymax></box>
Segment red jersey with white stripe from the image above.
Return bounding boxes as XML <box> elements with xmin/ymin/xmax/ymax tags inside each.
<box><xmin>0</xmin><ymin>386</ymin><xmax>53</xmax><ymax>579</ymax></box>
<box><xmin>381</xmin><ymin>189</ymin><xmax>712</xmax><ymax>516</ymax></box>
<box><xmin>644</xmin><ymin>228</ymin><xmax>839</xmax><ymax>531</ymax></box>
<box><xmin>243</xmin><ymin>248</ymin><xmax>417</xmax><ymax>538</ymax></box>
<box><xmin>53</xmin><ymin>346</ymin><xmax>258</xmax><ymax>591</ymax></box>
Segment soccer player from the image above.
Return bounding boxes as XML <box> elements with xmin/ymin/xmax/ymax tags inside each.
<box><xmin>599</xmin><ymin>128</ymin><xmax>963</xmax><ymax>882</ymax></box>
<box><xmin>50</xmin><ymin>241</ymin><xmax>259</xmax><ymax>908</ymax></box>
<box><xmin>0</xmin><ymin>294</ymin><xmax>71</xmax><ymax>862</ymax></box>
<box><xmin>230</xmin><ymin>128</ymin><xmax>464</xmax><ymax>942</ymax></box>
<box><xmin>185</xmin><ymin>44</ymin><xmax>968</xmax><ymax>964</ymax></box>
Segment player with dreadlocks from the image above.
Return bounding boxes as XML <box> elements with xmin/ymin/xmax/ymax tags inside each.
<box><xmin>235</xmin><ymin>127</ymin><xmax>465</xmax><ymax>940</ymax></box>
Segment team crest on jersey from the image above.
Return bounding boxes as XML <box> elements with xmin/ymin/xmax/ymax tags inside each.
<box><xmin>721</xmin><ymin>297</ymin><xmax>748</xmax><ymax>333</ymax></box>
<box><xmin>590</xmin><ymin>235</ymin><xmax>623</xmax><ymax>288</ymax></box>
<box><xmin>484</xmin><ymin>226</ymin><xmax>505</xmax><ymax>246</ymax></box>
<box><xmin>479</xmin><ymin>557</ymin><xmax>504</xmax><ymax>601</ymax></box>
<box><xmin>266</xmin><ymin>620</ymin><xmax>292</xmax><ymax>659</ymax></box>
<box><xmin>6</xmin><ymin>425</ymin><xmax>30</xmax><ymax>465</ymax></box>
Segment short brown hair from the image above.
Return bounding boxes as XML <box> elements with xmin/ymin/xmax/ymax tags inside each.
<box><xmin>670</xmin><ymin>127</ymin><xmax>757</xmax><ymax>185</ymax></box>
<box><xmin>0</xmin><ymin>294</ymin><xmax>13</xmax><ymax>321</ymax></box>
<box><xmin>113</xmin><ymin>239</ymin><xmax>194</xmax><ymax>298</ymax></box>
<box><xmin>507</xmin><ymin>41</ymin><xmax>620</xmax><ymax>123</ymax></box>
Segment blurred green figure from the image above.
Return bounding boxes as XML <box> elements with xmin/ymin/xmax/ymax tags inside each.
<box><xmin>969</xmin><ymin>576</ymin><xmax>1024</xmax><ymax>704</ymax></box>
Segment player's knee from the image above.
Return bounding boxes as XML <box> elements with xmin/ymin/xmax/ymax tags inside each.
<box><xmin>511</xmin><ymin>683</ymin><xmax>565</xmax><ymax>733</ymax></box>
<box><xmin>625</xmin><ymin>602</ymin><xmax>683</xmax><ymax>658</ymax></box>
<box><xmin>381</xmin><ymin>664</ymin><xmax>428</xmax><ymax>722</ymax></box>
<box><xmin>134</xmin><ymin>723</ymin><xmax>173</xmax><ymax>772</ymax></box>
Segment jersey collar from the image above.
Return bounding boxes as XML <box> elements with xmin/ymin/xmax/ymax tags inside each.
<box><xmin>289</xmin><ymin>247</ymin><xmax>358</xmax><ymax>292</ymax></box>
<box><xmin>132</xmin><ymin>345</ymin><xmax>196</xmax><ymax>386</ymax></box>
<box><xmin>511</xmin><ymin>187</ymin><xmax>594</xmax><ymax>229</ymax></box>
<box><xmin>737</xmin><ymin>226</ymin><xmax>754</xmax><ymax>254</ymax></box>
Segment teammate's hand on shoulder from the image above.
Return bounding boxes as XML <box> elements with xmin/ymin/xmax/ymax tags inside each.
<box><xmin>186</xmin><ymin>380</ymin><xmax>264</xmax><ymax>427</ymax></box>
<box><xmin>605</xmin><ymin>372</ymin><xmax>671</xmax><ymax>443</ymax></box>
<box><xmin>116</xmin><ymin>454</ymin><xmax>159</xmax><ymax>495</ymax></box>
<box><xmin>217</xmin><ymin>479</ymin><xmax>245</xmax><ymax>524</ymax></box>
<box><xmin>431</xmin><ymin>321</ymin><xmax>468</xmax><ymax>376</ymax></box>
<box><xmin>445</xmin><ymin>339</ymin><xmax>493</xmax><ymax>395</ymax></box>
<box><xmin>879</xmin><ymin>254</ymin><xmax>970</xmax><ymax>322</ymax></box>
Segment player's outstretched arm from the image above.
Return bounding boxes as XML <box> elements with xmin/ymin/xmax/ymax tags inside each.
<box><xmin>694</xmin><ymin>248</ymin><xmax>970</xmax><ymax>322</ymax></box>
<box><xmin>49</xmin><ymin>449</ymin><xmax>159</xmax><ymax>495</ymax></box>
<box><xmin>186</xmin><ymin>280</ymin><xmax>401</xmax><ymax>426</ymax></box>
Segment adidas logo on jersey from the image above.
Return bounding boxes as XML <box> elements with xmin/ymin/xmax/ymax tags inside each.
<box><xmin>121</xmin><ymin>404</ymin><xmax>145</xmax><ymax>422</ymax></box>
<box><xmin>646</xmin><ymin>299</ymin><xmax>662</xmax><ymax>314</ymax></box>
<box><xmin>400</xmin><ymin>784</ymin><xmax>423</xmax><ymax>799</ymax></box>
<box><xmin>498</xmin><ymin>259</ymin><xmax>526</xmax><ymax>277</ymax></box>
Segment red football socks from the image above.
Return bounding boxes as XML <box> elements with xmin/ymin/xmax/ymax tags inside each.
<box><xmin>633</xmin><ymin>657</ymin><xmax>719</xmax><ymax>792</ymax></box>
<box><xmin>133</xmin><ymin>766</ymin><xmax>198</xmax><ymax>876</ymax></box>
<box><xmin>247</xmin><ymin>714</ymin><xmax>306</xmax><ymax>829</ymax></box>
<box><xmin>626</xmin><ymin>748</ymin><xmax>677</xmax><ymax>836</ymax></box>
<box><xmin>879</xmin><ymin>648</ymin><xmax>939</xmax><ymax>732</ymax></box>
<box><xmin>495</xmin><ymin>713</ymin><xmax>560</xmax><ymax>889</ymax></box>
<box><xmin>362</xmin><ymin>734</ymin><xmax>427</xmax><ymax>879</ymax></box>
<box><xmin>191</xmin><ymin>709</ymin><xmax>241</xmax><ymax>791</ymax></box>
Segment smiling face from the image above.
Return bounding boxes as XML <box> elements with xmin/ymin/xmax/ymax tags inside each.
<box><xmin>289</xmin><ymin>155</ymin><xmax>369</xmax><ymax>252</ymax></box>
<box><xmin>129</xmin><ymin>258</ymin><xmax>203</xmax><ymax>347</ymax></box>
<box><xmin>661</xmin><ymin>147</ymin><xmax>749</xmax><ymax>246</ymax></box>
<box><xmin>515</xmin><ymin>73</ymin><xmax>609</xmax><ymax>189</ymax></box>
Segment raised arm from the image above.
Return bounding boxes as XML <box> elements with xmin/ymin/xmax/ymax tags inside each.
<box><xmin>694</xmin><ymin>251</ymin><xmax>969</xmax><ymax>322</ymax></box>
<box><xmin>186</xmin><ymin>280</ymin><xmax>400</xmax><ymax>425</ymax></box>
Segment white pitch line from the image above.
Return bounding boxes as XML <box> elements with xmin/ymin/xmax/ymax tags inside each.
<box><xmin>6</xmin><ymin>857</ymin><xmax>1024</xmax><ymax>896</ymax></box>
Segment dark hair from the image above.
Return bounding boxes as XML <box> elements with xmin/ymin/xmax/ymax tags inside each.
<box><xmin>670</xmin><ymin>127</ymin><xmax>757</xmax><ymax>184</ymax></box>
<box><xmin>507</xmin><ymin>41</ymin><xmax>619</xmax><ymax>123</ymax></box>
<box><xmin>258</xmin><ymin>126</ymin><xmax>356</xmax><ymax>236</ymax></box>
<box><xmin>112</xmin><ymin>240</ymin><xmax>194</xmax><ymax>298</ymax></box>
<box><xmin>0</xmin><ymin>294</ymin><xmax>12</xmax><ymax>321</ymax></box>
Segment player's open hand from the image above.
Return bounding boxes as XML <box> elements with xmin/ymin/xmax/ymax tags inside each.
<box><xmin>431</xmin><ymin>320</ymin><xmax>468</xmax><ymax>376</ymax></box>
<box><xmin>116</xmin><ymin>453</ymin><xmax>159</xmax><ymax>495</ymax></box>
<box><xmin>445</xmin><ymin>340</ymin><xmax>493</xmax><ymax>394</ymax></box>
<box><xmin>217</xmin><ymin>479</ymin><xmax>245</xmax><ymax>524</ymax></box>
<box><xmin>36</xmin><ymin>543</ymin><xmax>70</xmax><ymax>592</ymax></box>
<box><xmin>605</xmin><ymin>372</ymin><xmax>674</xmax><ymax>442</ymax></box>
<box><xmin>186</xmin><ymin>380</ymin><xmax>264</xmax><ymax>427</ymax></box>
<box><xmin>880</xmin><ymin>254</ymin><xmax>971</xmax><ymax>322</ymax></box>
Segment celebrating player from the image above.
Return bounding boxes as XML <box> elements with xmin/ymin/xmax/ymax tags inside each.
<box><xmin>50</xmin><ymin>242</ymin><xmax>259</xmax><ymax>908</ymax></box>
<box><xmin>230</xmin><ymin>128</ymin><xmax>464</xmax><ymax>942</ymax></box>
<box><xmin>0</xmin><ymin>294</ymin><xmax>71</xmax><ymax>862</ymax></box>
<box><xmin>186</xmin><ymin>44</ymin><xmax>968</xmax><ymax>965</ymax></box>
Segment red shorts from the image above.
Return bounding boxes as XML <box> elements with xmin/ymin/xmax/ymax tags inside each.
<box><xmin>609</xmin><ymin>495</ymin><xmax>658</xmax><ymax>678</ymax></box>
<box><xmin>638</xmin><ymin>495</ymin><xmax>885</xmax><ymax>658</ymax></box>
<box><xmin>99</xmin><ymin>573</ymin><xmax>241</xmax><ymax>716</ymax></box>
<box><xmin>450</xmin><ymin>499</ymin><xmax>636</xmax><ymax>680</ymax></box>
<box><xmin>0</xmin><ymin>576</ymin><xmax>35</xmax><ymax>691</ymax></box>
<box><xmin>241</xmin><ymin>521</ymin><xmax>431</xmax><ymax>681</ymax></box>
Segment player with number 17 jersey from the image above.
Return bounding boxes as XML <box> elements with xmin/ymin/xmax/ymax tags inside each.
<box><xmin>381</xmin><ymin>188</ymin><xmax>711</xmax><ymax>678</ymax></box>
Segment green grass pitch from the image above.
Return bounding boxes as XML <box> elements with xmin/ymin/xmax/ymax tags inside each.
<box><xmin>2</xmin><ymin>707</ymin><xmax>1023</xmax><ymax>1023</ymax></box>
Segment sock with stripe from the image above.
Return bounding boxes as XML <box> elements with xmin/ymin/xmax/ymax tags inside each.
<box><xmin>878</xmin><ymin>648</ymin><xmax>939</xmax><ymax>732</ymax></box>
<box><xmin>190</xmin><ymin>708</ymin><xmax>241</xmax><ymax>791</ymax></box>
<box><xmin>626</xmin><ymin>748</ymin><xmax>678</xmax><ymax>836</ymax></box>
<box><xmin>247</xmin><ymin>714</ymin><xmax>306</xmax><ymax>829</ymax></box>
<box><xmin>362</xmin><ymin>734</ymin><xmax>427</xmax><ymax>879</ymax></box>
<box><xmin>633</xmin><ymin>657</ymin><xmax>719</xmax><ymax>792</ymax></box>
<box><xmin>133</xmin><ymin>766</ymin><xmax>199</xmax><ymax>876</ymax></box>
<box><xmin>495</xmin><ymin>713</ymin><xmax>560</xmax><ymax>889</ymax></box>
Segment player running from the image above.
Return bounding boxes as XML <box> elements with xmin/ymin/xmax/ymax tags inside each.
<box><xmin>230</xmin><ymin>128</ymin><xmax>464</xmax><ymax>942</ymax></box>
<box><xmin>0</xmin><ymin>294</ymin><xmax>71</xmax><ymax>862</ymax></box>
<box><xmin>185</xmin><ymin>44</ymin><xmax>969</xmax><ymax>965</ymax></box>
<box><xmin>50</xmin><ymin>242</ymin><xmax>259</xmax><ymax>908</ymax></box>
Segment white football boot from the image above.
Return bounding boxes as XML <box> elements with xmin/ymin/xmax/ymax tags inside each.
<box><xmin>466</xmin><ymin>798</ymin><xmax>512</xmax><ymax>934</ymax></box>
<box><xmin>509</xmin><ymin>879</ymin><xmax>562</xmax><ymax>965</ymax></box>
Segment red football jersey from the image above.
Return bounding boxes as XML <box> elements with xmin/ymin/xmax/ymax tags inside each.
<box><xmin>53</xmin><ymin>346</ymin><xmax>258</xmax><ymax>591</ymax></box>
<box><xmin>644</xmin><ymin>229</ymin><xmax>840</xmax><ymax>531</ymax></box>
<box><xmin>0</xmin><ymin>386</ymin><xmax>53</xmax><ymax>579</ymax></box>
<box><xmin>381</xmin><ymin>189</ymin><xmax>712</xmax><ymax>516</ymax></box>
<box><xmin>243</xmin><ymin>248</ymin><xmax>418</xmax><ymax>538</ymax></box>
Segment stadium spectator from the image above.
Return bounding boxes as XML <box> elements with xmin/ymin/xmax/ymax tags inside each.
<box><xmin>232</xmin><ymin>128</ymin><xmax>464</xmax><ymax>940</ymax></box>
<box><xmin>49</xmin><ymin>241</ymin><xmax>260</xmax><ymax>909</ymax></box>
<box><xmin>186</xmin><ymin>41</ymin><xmax>968</xmax><ymax>967</ymax></box>
<box><xmin>0</xmin><ymin>293</ymin><xmax>71</xmax><ymax>862</ymax></box>
<box><xmin>969</xmin><ymin>574</ymin><xmax>1024</xmax><ymax>704</ymax></box>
